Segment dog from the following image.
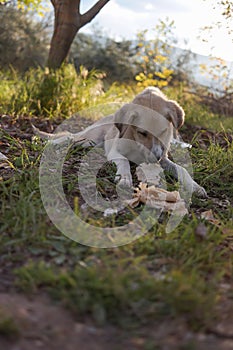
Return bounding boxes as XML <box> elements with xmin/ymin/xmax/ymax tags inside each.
<box><xmin>33</xmin><ymin>87</ymin><xmax>207</xmax><ymax>198</ymax></box>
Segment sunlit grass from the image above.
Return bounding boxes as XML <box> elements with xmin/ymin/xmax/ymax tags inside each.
<box><xmin>0</xmin><ymin>65</ymin><xmax>136</xmax><ymax>119</ymax></box>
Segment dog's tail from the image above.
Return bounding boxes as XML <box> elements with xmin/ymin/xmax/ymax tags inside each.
<box><xmin>32</xmin><ymin>124</ymin><xmax>89</xmax><ymax>146</ymax></box>
<box><xmin>32</xmin><ymin>124</ymin><xmax>71</xmax><ymax>140</ymax></box>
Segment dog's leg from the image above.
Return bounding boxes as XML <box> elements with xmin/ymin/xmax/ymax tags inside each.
<box><xmin>160</xmin><ymin>158</ymin><xmax>207</xmax><ymax>198</ymax></box>
<box><xmin>105</xmin><ymin>152</ymin><xmax>132</xmax><ymax>188</ymax></box>
<box><xmin>104</xmin><ymin>134</ymin><xmax>133</xmax><ymax>188</ymax></box>
<box><xmin>112</xmin><ymin>156</ymin><xmax>133</xmax><ymax>188</ymax></box>
<box><xmin>105</xmin><ymin>146</ymin><xmax>132</xmax><ymax>187</ymax></box>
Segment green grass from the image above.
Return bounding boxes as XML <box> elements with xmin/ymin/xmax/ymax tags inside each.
<box><xmin>14</xmin><ymin>253</ymin><xmax>218</xmax><ymax>329</ymax></box>
<box><xmin>0</xmin><ymin>67</ymin><xmax>233</xmax><ymax>337</ymax></box>
<box><xmin>1</xmin><ymin>153</ymin><xmax>232</xmax><ymax>329</ymax></box>
<box><xmin>14</xmin><ymin>221</ymin><xmax>228</xmax><ymax>329</ymax></box>
<box><xmin>0</xmin><ymin>65</ymin><xmax>136</xmax><ymax>118</ymax></box>
<box><xmin>0</xmin><ymin>309</ymin><xmax>20</xmax><ymax>338</ymax></box>
<box><xmin>166</xmin><ymin>85</ymin><xmax>233</xmax><ymax>132</ymax></box>
<box><xmin>191</xmin><ymin>138</ymin><xmax>233</xmax><ymax>200</ymax></box>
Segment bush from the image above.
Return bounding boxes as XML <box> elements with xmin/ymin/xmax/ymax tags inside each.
<box><xmin>0</xmin><ymin>5</ymin><xmax>49</xmax><ymax>71</ymax></box>
<box><xmin>0</xmin><ymin>65</ymin><xmax>106</xmax><ymax>117</ymax></box>
<box><xmin>70</xmin><ymin>31</ymin><xmax>137</xmax><ymax>83</ymax></box>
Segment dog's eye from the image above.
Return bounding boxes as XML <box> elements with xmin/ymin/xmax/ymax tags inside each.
<box><xmin>137</xmin><ymin>130</ymin><xmax>148</xmax><ymax>137</ymax></box>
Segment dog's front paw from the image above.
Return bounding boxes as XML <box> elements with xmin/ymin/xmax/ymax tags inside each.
<box><xmin>115</xmin><ymin>173</ymin><xmax>133</xmax><ymax>188</ymax></box>
<box><xmin>193</xmin><ymin>183</ymin><xmax>207</xmax><ymax>198</ymax></box>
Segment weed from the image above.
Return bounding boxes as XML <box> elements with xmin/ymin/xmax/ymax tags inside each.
<box><xmin>14</xmin><ymin>255</ymin><xmax>217</xmax><ymax>329</ymax></box>
<box><xmin>191</xmin><ymin>140</ymin><xmax>233</xmax><ymax>200</ymax></box>
<box><xmin>0</xmin><ymin>309</ymin><xmax>20</xmax><ymax>338</ymax></box>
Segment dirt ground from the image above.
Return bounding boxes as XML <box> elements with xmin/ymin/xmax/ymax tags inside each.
<box><xmin>1</xmin><ymin>292</ymin><xmax>233</xmax><ymax>350</ymax></box>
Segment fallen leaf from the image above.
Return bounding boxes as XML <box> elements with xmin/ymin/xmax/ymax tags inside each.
<box><xmin>201</xmin><ymin>209</ymin><xmax>221</xmax><ymax>226</ymax></box>
<box><xmin>125</xmin><ymin>182</ymin><xmax>188</xmax><ymax>217</ymax></box>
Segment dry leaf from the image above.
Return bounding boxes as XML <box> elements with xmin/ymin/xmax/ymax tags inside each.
<box><xmin>127</xmin><ymin>162</ymin><xmax>188</xmax><ymax>217</ymax></box>
<box><xmin>134</xmin><ymin>183</ymin><xmax>180</xmax><ymax>203</ymax></box>
<box><xmin>201</xmin><ymin>209</ymin><xmax>221</xmax><ymax>226</ymax></box>
<box><xmin>125</xmin><ymin>182</ymin><xmax>188</xmax><ymax>217</ymax></box>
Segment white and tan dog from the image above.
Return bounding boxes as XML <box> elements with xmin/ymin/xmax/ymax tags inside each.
<box><xmin>33</xmin><ymin>87</ymin><xmax>207</xmax><ymax>197</ymax></box>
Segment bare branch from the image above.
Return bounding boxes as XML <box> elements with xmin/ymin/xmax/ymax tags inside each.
<box><xmin>81</xmin><ymin>0</ymin><xmax>110</xmax><ymax>26</ymax></box>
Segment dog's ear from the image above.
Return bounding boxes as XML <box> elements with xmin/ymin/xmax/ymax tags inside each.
<box><xmin>114</xmin><ymin>104</ymin><xmax>139</xmax><ymax>137</ymax></box>
<box><xmin>166</xmin><ymin>100</ymin><xmax>185</xmax><ymax>129</ymax></box>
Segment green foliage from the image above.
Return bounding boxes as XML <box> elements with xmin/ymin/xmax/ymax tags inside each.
<box><xmin>0</xmin><ymin>65</ymin><xmax>107</xmax><ymax>117</ymax></box>
<box><xmin>17</xmin><ymin>0</ymin><xmax>43</xmax><ymax>10</ymax></box>
<box><xmin>196</xmin><ymin>56</ymin><xmax>233</xmax><ymax>116</ymax></box>
<box><xmin>0</xmin><ymin>310</ymin><xmax>20</xmax><ymax>338</ymax></box>
<box><xmin>0</xmin><ymin>0</ymin><xmax>46</xmax><ymax>14</ymax></box>
<box><xmin>199</xmin><ymin>57</ymin><xmax>233</xmax><ymax>94</ymax></box>
<box><xmin>70</xmin><ymin>30</ymin><xmax>137</xmax><ymax>83</ymax></box>
<box><xmin>14</xmin><ymin>254</ymin><xmax>218</xmax><ymax>327</ymax></box>
<box><xmin>191</xmin><ymin>138</ymin><xmax>233</xmax><ymax>198</ymax></box>
<box><xmin>135</xmin><ymin>19</ymin><xmax>175</xmax><ymax>88</ymax></box>
<box><xmin>165</xmin><ymin>85</ymin><xmax>233</xmax><ymax>127</ymax></box>
<box><xmin>70</xmin><ymin>25</ymin><xmax>196</xmax><ymax>86</ymax></box>
<box><xmin>0</xmin><ymin>6</ymin><xmax>49</xmax><ymax>71</ymax></box>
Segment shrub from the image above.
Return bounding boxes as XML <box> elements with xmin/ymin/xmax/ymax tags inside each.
<box><xmin>70</xmin><ymin>31</ymin><xmax>137</xmax><ymax>83</ymax></box>
<box><xmin>0</xmin><ymin>5</ymin><xmax>49</xmax><ymax>71</ymax></box>
<box><xmin>0</xmin><ymin>65</ymin><xmax>106</xmax><ymax>117</ymax></box>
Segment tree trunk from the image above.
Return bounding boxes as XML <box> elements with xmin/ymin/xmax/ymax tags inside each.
<box><xmin>48</xmin><ymin>0</ymin><xmax>110</xmax><ymax>69</ymax></box>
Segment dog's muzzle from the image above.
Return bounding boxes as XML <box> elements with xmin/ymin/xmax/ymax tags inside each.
<box><xmin>147</xmin><ymin>143</ymin><xmax>163</xmax><ymax>163</ymax></box>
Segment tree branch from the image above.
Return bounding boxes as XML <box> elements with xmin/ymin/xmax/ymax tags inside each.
<box><xmin>77</xmin><ymin>0</ymin><xmax>81</xmax><ymax>12</ymax></box>
<box><xmin>50</xmin><ymin>0</ymin><xmax>57</xmax><ymax>8</ymax></box>
<box><xmin>81</xmin><ymin>0</ymin><xmax>110</xmax><ymax>26</ymax></box>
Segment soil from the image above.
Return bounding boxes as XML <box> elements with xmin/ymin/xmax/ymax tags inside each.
<box><xmin>1</xmin><ymin>292</ymin><xmax>233</xmax><ymax>350</ymax></box>
<box><xmin>0</xmin><ymin>293</ymin><xmax>136</xmax><ymax>350</ymax></box>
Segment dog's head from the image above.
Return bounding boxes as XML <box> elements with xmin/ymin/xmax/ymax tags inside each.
<box><xmin>114</xmin><ymin>103</ymin><xmax>173</xmax><ymax>162</ymax></box>
<box><xmin>132</xmin><ymin>87</ymin><xmax>185</xmax><ymax>130</ymax></box>
<box><xmin>114</xmin><ymin>87</ymin><xmax>185</xmax><ymax>162</ymax></box>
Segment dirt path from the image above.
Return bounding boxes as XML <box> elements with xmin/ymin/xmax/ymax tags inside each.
<box><xmin>1</xmin><ymin>293</ymin><xmax>233</xmax><ymax>350</ymax></box>
<box><xmin>0</xmin><ymin>293</ymin><xmax>137</xmax><ymax>350</ymax></box>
